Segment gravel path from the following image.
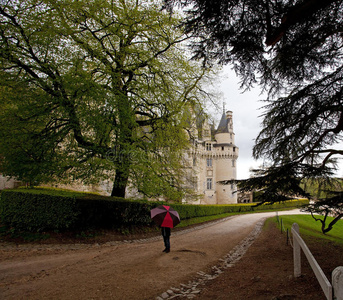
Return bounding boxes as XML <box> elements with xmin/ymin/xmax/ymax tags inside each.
<box><xmin>0</xmin><ymin>210</ymin><xmax>306</xmax><ymax>300</ymax></box>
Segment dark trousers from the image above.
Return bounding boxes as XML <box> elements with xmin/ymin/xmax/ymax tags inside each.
<box><xmin>163</xmin><ymin>235</ymin><xmax>170</xmax><ymax>249</ymax></box>
<box><xmin>161</xmin><ymin>227</ymin><xmax>171</xmax><ymax>249</ymax></box>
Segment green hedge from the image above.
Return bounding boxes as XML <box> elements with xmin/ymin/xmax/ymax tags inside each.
<box><xmin>172</xmin><ymin>199</ymin><xmax>309</xmax><ymax>219</ymax></box>
<box><xmin>0</xmin><ymin>188</ymin><xmax>309</xmax><ymax>232</ymax></box>
<box><xmin>0</xmin><ymin>190</ymin><xmax>80</xmax><ymax>231</ymax></box>
<box><xmin>0</xmin><ymin>189</ymin><xmax>155</xmax><ymax>231</ymax></box>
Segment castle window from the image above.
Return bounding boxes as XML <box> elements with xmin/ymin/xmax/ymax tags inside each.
<box><xmin>221</xmin><ymin>146</ymin><xmax>224</xmax><ymax>151</ymax></box>
<box><xmin>206</xmin><ymin>158</ymin><xmax>212</xmax><ymax>167</ymax></box>
<box><xmin>206</xmin><ymin>178</ymin><xmax>212</xmax><ymax>190</ymax></box>
<box><xmin>232</xmin><ymin>159</ymin><xmax>235</xmax><ymax>167</ymax></box>
<box><xmin>233</xmin><ymin>147</ymin><xmax>236</xmax><ymax>152</ymax></box>
<box><xmin>206</xmin><ymin>143</ymin><xmax>212</xmax><ymax>151</ymax></box>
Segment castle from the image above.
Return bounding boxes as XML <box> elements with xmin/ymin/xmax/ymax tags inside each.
<box><xmin>61</xmin><ymin>106</ymin><xmax>240</xmax><ymax>204</ymax></box>
<box><xmin>185</xmin><ymin>108</ymin><xmax>239</xmax><ymax>204</ymax></box>
<box><xmin>0</xmin><ymin>108</ymin><xmax>239</xmax><ymax>205</ymax></box>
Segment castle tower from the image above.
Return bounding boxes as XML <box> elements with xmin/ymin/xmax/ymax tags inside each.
<box><xmin>213</xmin><ymin>109</ymin><xmax>239</xmax><ymax>204</ymax></box>
<box><xmin>182</xmin><ymin>104</ymin><xmax>239</xmax><ymax>205</ymax></box>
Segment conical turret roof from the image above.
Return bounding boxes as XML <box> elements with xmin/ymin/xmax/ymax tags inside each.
<box><xmin>216</xmin><ymin>111</ymin><xmax>229</xmax><ymax>133</ymax></box>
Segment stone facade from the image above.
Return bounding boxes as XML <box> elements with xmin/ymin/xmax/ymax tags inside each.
<box><xmin>0</xmin><ymin>175</ymin><xmax>23</xmax><ymax>190</ymax></box>
<box><xmin>185</xmin><ymin>109</ymin><xmax>239</xmax><ymax>204</ymax></box>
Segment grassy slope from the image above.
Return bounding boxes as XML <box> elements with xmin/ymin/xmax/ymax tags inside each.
<box><xmin>272</xmin><ymin>214</ymin><xmax>343</xmax><ymax>245</ymax></box>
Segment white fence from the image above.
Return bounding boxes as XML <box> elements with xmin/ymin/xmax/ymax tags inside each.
<box><xmin>292</xmin><ymin>223</ymin><xmax>343</xmax><ymax>300</ymax></box>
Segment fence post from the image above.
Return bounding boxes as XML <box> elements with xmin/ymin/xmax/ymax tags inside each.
<box><xmin>281</xmin><ymin>218</ymin><xmax>283</xmax><ymax>233</ymax></box>
<box><xmin>292</xmin><ymin>223</ymin><xmax>301</xmax><ymax>277</ymax></box>
<box><xmin>333</xmin><ymin>267</ymin><xmax>343</xmax><ymax>300</ymax></box>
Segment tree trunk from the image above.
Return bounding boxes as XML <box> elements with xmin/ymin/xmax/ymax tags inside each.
<box><xmin>111</xmin><ymin>165</ymin><xmax>130</xmax><ymax>198</ymax></box>
<box><xmin>322</xmin><ymin>213</ymin><xmax>343</xmax><ymax>234</ymax></box>
<box><xmin>110</xmin><ymin>76</ymin><xmax>135</xmax><ymax>198</ymax></box>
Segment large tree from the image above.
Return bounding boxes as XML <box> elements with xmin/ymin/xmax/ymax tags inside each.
<box><xmin>165</xmin><ymin>0</ymin><xmax>343</xmax><ymax>230</ymax></box>
<box><xmin>0</xmin><ymin>0</ymin><xmax>215</xmax><ymax>200</ymax></box>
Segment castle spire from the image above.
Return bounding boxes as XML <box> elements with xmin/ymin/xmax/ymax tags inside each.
<box><xmin>216</xmin><ymin>107</ymin><xmax>229</xmax><ymax>134</ymax></box>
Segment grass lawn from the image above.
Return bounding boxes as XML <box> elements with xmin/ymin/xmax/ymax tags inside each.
<box><xmin>274</xmin><ymin>214</ymin><xmax>343</xmax><ymax>245</ymax></box>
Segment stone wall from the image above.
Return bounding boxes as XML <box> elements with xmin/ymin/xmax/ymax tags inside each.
<box><xmin>0</xmin><ymin>175</ymin><xmax>23</xmax><ymax>190</ymax></box>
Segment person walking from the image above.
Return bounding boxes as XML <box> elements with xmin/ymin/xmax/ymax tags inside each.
<box><xmin>161</xmin><ymin>226</ymin><xmax>171</xmax><ymax>253</ymax></box>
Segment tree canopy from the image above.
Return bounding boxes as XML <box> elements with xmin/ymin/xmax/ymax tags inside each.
<box><xmin>165</xmin><ymin>0</ymin><xmax>343</xmax><ymax>231</ymax></box>
<box><xmin>0</xmin><ymin>0</ymin><xmax>216</xmax><ymax>200</ymax></box>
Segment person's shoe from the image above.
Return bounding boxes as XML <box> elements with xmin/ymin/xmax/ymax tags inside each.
<box><xmin>162</xmin><ymin>248</ymin><xmax>167</xmax><ymax>252</ymax></box>
<box><xmin>165</xmin><ymin>248</ymin><xmax>170</xmax><ymax>253</ymax></box>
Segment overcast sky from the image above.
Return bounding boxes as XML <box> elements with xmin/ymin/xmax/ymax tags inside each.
<box><xmin>212</xmin><ymin>66</ymin><xmax>343</xmax><ymax>180</ymax></box>
<box><xmin>210</xmin><ymin>66</ymin><xmax>264</xmax><ymax>180</ymax></box>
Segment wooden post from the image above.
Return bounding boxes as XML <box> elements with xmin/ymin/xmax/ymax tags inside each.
<box><xmin>292</xmin><ymin>223</ymin><xmax>301</xmax><ymax>277</ymax></box>
<box><xmin>281</xmin><ymin>218</ymin><xmax>283</xmax><ymax>233</ymax></box>
<box><xmin>292</xmin><ymin>222</ymin><xmax>333</xmax><ymax>299</ymax></box>
<box><xmin>333</xmin><ymin>267</ymin><xmax>343</xmax><ymax>300</ymax></box>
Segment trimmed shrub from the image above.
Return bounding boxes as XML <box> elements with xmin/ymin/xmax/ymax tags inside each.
<box><xmin>172</xmin><ymin>199</ymin><xmax>308</xmax><ymax>219</ymax></box>
<box><xmin>75</xmin><ymin>195</ymin><xmax>154</xmax><ymax>228</ymax></box>
<box><xmin>0</xmin><ymin>189</ymin><xmax>79</xmax><ymax>231</ymax></box>
<box><xmin>0</xmin><ymin>188</ymin><xmax>309</xmax><ymax>232</ymax></box>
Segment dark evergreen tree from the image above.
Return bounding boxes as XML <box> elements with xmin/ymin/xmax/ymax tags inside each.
<box><xmin>165</xmin><ymin>0</ymin><xmax>343</xmax><ymax>232</ymax></box>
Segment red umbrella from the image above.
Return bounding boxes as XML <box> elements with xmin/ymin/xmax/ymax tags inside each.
<box><xmin>150</xmin><ymin>205</ymin><xmax>180</xmax><ymax>228</ymax></box>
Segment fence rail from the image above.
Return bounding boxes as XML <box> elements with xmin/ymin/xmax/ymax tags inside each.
<box><xmin>292</xmin><ymin>223</ymin><xmax>343</xmax><ymax>300</ymax></box>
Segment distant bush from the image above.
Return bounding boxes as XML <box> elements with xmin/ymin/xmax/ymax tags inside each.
<box><xmin>0</xmin><ymin>188</ymin><xmax>309</xmax><ymax>232</ymax></box>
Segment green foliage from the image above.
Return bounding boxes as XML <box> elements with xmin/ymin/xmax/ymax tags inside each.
<box><xmin>0</xmin><ymin>0</ymin><xmax>217</xmax><ymax>199</ymax></box>
<box><xmin>301</xmin><ymin>178</ymin><xmax>343</xmax><ymax>199</ymax></box>
<box><xmin>173</xmin><ymin>201</ymin><xmax>304</xmax><ymax>219</ymax></box>
<box><xmin>0</xmin><ymin>188</ymin><xmax>308</xmax><ymax>232</ymax></box>
<box><xmin>223</xmin><ymin>163</ymin><xmax>314</xmax><ymax>205</ymax></box>
<box><xmin>75</xmin><ymin>194</ymin><xmax>154</xmax><ymax>228</ymax></box>
<box><xmin>0</xmin><ymin>190</ymin><xmax>80</xmax><ymax>232</ymax></box>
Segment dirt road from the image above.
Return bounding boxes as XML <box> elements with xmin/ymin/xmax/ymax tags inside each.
<box><xmin>0</xmin><ymin>210</ymin><xmax>304</xmax><ymax>300</ymax></box>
